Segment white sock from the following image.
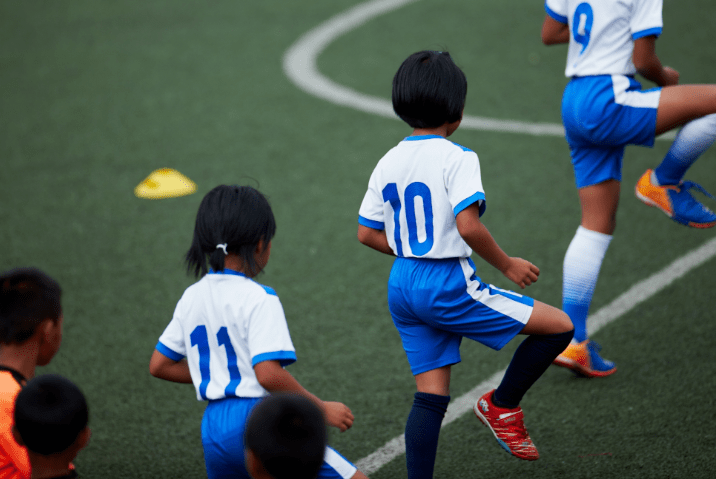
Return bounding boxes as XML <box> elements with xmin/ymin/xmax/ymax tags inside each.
<box><xmin>563</xmin><ymin>226</ymin><xmax>613</xmax><ymax>342</ymax></box>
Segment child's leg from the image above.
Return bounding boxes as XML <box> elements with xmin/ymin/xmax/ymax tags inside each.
<box><xmin>492</xmin><ymin>302</ymin><xmax>573</xmax><ymax>408</ymax></box>
<box><xmin>562</xmin><ymin>180</ymin><xmax>617</xmax><ymax>340</ymax></box>
<box><xmin>636</xmin><ymin>86</ymin><xmax>716</xmax><ymax>227</ymax></box>
<box><xmin>404</xmin><ymin>366</ymin><xmax>451</xmax><ymax>479</ymax></box>
<box><xmin>654</xmin><ymin>85</ymin><xmax>716</xmax><ymax>135</ymax></box>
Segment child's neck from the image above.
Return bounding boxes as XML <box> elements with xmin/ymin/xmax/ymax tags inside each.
<box><xmin>28</xmin><ymin>453</ymin><xmax>73</xmax><ymax>479</ymax></box>
<box><xmin>0</xmin><ymin>342</ymin><xmax>40</xmax><ymax>381</ymax></box>
<box><xmin>223</xmin><ymin>255</ymin><xmax>255</xmax><ymax>278</ymax></box>
<box><xmin>411</xmin><ymin>126</ymin><xmax>450</xmax><ymax>138</ymax></box>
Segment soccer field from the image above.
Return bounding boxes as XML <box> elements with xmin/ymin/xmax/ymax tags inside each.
<box><xmin>2</xmin><ymin>1</ymin><xmax>715</xmax><ymax>478</ymax></box>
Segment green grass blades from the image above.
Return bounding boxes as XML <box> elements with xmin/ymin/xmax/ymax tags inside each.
<box><xmin>1</xmin><ymin>1</ymin><xmax>715</xmax><ymax>478</ymax></box>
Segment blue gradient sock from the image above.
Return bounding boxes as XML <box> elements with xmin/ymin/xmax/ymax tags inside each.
<box><xmin>405</xmin><ymin>392</ymin><xmax>450</xmax><ymax>479</ymax></box>
<box><xmin>654</xmin><ymin>114</ymin><xmax>716</xmax><ymax>185</ymax></box>
<box><xmin>494</xmin><ymin>330</ymin><xmax>574</xmax><ymax>409</ymax></box>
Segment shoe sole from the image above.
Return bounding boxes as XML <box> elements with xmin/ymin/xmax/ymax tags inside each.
<box><xmin>472</xmin><ymin>404</ymin><xmax>539</xmax><ymax>461</ymax></box>
<box><xmin>636</xmin><ymin>188</ymin><xmax>716</xmax><ymax>228</ymax></box>
<box><xmin>553</xmin><ymin>356</ymin><xmax>617</xmax><ymax>378</ymax></box>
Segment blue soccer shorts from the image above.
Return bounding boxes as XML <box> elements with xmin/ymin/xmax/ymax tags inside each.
<box><xmin>388</xmin><ymin>257</ymin><xmax>534</xmax><ymax>376</ymax></box>
<box><xmin>561</xmin><ymin>74</ymin><xmax>661</xmax><ymax>188</ymax></box>
<box><xmin>201</xmin><ymin>397</ymin><xmax>357</xmax><ymax>479</ymax></box>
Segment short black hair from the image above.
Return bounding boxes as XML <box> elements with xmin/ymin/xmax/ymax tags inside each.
<box><xmin>0</xmin><ymin>267</ymin><xmax>62</xmax><ymax>345</ymax></box>
<box><xmin>245</xmin><ymin>394</ymin><xmax>326</xmax><ymax>479</ymax></box>
<box><xmin>185</xmin><ymin>185</ymin><xmax>277</xmax><ymax>278</ymax></box>
<box><xmin>392</xmin><ymin>50</ymin><xmax>467</xmax><ymax>129</ymax></box>
<box><xmin>14</xmin><ymin>374</ymin><xmax>88</xmax><ymax>455</ymax></box>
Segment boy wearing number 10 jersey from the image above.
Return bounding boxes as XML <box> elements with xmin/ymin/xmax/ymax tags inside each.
<box><xmin>358</xmin><ymin>51</ymin><xmax>573</xmax><ymax>477</ymax></box>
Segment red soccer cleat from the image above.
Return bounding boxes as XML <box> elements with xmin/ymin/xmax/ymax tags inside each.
<box><xmin>473</xmin><ymin>390</ymin><xmax>539</xmax><ymax>461</ymax></box>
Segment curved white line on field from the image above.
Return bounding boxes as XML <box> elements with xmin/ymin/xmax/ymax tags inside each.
<box><xmin>282</xmin><ymin>0</ymin><xmax>566</xmax><ymax>137</ymax></box>
<box><xmin>283</xmin><ymin>0</ymin><xmax>677</xmax><ymax>140</ymax></box>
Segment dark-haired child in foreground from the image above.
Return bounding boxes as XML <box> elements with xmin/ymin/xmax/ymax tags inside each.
<box><xmin>0</xmin><ymin>268</ymin><xmax>65</xmax><ymax>479</ymax></box>
<box><xmin>150</xmin><ymin>185</ymin><xmax>369</xmax><ymax>479</ymax></box>
<box><xmin>244</xmin><ymin>393</ymin><xmax>326</xmax><ymax>479</ymax></box>
<box><xmin>357</xmin><ymin>51</ymin><xmax>574</xmax><ymax>475</ymax></box>
<box><xmin>13</xmin><ymin>374</ymin><xmax>89</xmax><ymax>479</ymax></box>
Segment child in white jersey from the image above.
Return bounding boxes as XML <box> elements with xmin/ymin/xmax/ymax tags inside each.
<box><xmin>542</xmin><ymin>0</ymin><xmax>716</xmax><ymax>377</ymax></box>
<box><xmin>358</xmin><ymin>51</ymin><xmax>574</xmax><ymax>477</ymax></box>
<box><xmin>149</xmin><ymin>185</ymin><xmax>368</xmax><ymax>479</ymax></box>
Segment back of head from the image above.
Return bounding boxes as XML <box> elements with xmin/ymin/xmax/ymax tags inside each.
<box><xmin>0</xmin><ymin>268</ymin><xmax>62</xmax><ymax>345</ymax></box>
<box><xmin>14</xmin><ymin>374</ymin><xmax>88</xmax><ymax>456</ymax></box>
<box><xmin>185</xmin><ymin>185</ymin><xmax>277</xmax><ymax>278</ymax></box>
<box><xmin>245</xmin><ymin>393</ymin><xmax>326</xmax><ymax>479</ymax></box>
<box><xmin>392</xmin><ymin>50</ymin><xmax>467</xmax><ymax>129</ymax></box>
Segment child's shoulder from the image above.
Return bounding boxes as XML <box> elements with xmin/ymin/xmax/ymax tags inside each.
<box><xmin>388</xmin><ymin>135</ymin><xmax>476</xmax><ymax>156</ymax></box>
<box><xmin>186</xmin><ymin>273</ymin><xmax>279</xmax><ymax>300</ymax></box>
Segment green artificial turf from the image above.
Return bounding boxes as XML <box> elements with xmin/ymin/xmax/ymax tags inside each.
<box><xmin>1</xmin><ymin>1</ymin><xmax>715</xmax><ymax>477</ymax></box>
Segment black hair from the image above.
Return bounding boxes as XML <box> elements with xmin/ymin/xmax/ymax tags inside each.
<box><xmin>392</xmin><ymin>50</ymin><xmax>467</xmax><ymax>129</ymax></box>
<box><xmin>14</xmin><ymin>374</ymin><xmax>88</xmax><ymax>455</ymax></box>
<box><xmin>185</xmin><ymin>185</ymin><xmax>277</xmax><ymax>278</ymax></box>
<box><xmin>0</xmin><ymin>267</ymin><xmax>62</xmax><ymax>345</ymax></box>
<box><xmin>245</xmin><ymin>393</ymin><xmax>326</xmax><ymax>479</ymax></box>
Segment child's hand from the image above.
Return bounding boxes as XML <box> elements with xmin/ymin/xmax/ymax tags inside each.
<box><xmin>322</xmin><ymin>401</ymin><xmax>355</xmax><ymax>432</ymax></box>
<box><xmin>502</xmin><ymin>257</ymin><xmax>539</xmax><ymax>289</ymax></box>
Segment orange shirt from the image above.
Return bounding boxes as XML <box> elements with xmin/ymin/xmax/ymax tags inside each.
<box><xmin>0</xmin><ymin>371</ymin><xmax>29</xmax><ymax>479</ymax></box>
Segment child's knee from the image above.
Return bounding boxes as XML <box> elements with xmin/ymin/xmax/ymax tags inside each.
<box><xmin>556</xmin><ymin>309</ymin><xmax>575</xmax><ymax>334</ymax></box>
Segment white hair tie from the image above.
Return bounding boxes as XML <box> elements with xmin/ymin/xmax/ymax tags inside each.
<box><xmin>216</xmin><ymin>243</ymin><xmax>228</xmax><ymax>255</ymax></box>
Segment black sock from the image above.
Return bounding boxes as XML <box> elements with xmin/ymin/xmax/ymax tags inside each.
<box><xmin>405</xmin><ymin>391</ymin><xmax>450</xmax><ymax>479</ymax></box>
<box><xmin>494</xmin><ymin>329</ymin><xmax>574</xmax><ymax>408</ymax></box>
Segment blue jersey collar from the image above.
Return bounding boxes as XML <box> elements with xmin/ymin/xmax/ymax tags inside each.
<box><xmin>208</xmin><ymin>268</ymin><xmax>246</xmax><ymax>277</ymax></box>
<box><xmin>403</xmin><ymin>134</ymin><xmax>444</xmax><ymax>141</ymax></box>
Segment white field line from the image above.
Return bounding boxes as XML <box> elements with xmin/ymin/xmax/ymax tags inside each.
<box><xmin>355</xmin><ymin>235</ymin><xmax>716</xmax><ymax>475</ymax></box>
<box><xmin>282</xmin><ymin>0</ymin><xmax>675</xmax><ymax>140</ymax></box>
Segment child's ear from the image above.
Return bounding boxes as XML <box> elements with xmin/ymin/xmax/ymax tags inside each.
<box><xmin>76</xmin><ymin>427</ymin><xmax>91</xmax><ymax>452</ymax></box>
<box><xmin>11</xmin><ymin>425</ymin><xmax>24</xmax><ymax>447</ymax></box>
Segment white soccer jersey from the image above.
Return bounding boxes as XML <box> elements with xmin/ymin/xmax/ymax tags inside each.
<box><xmin>359</xmin><ymin>135</ymin><xmax>485</xmax><ymax>259</ymax></box>
<box><xmin>156</xmin><ymin>270</ymin><xmax>296</xmax><ymax>401</ymax></box>
<box><xmin>545</xmin><ymin>0</ymin><xmax>663</xmax><ymax>77</ymax></box>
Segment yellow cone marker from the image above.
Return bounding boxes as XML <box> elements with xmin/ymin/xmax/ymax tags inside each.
<box><xmin>134</xmin><ymin>168</ymin><xmax>197</xmax><ymax>199</ymax></box>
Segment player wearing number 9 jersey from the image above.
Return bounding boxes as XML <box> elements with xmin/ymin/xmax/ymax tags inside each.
<box><xmin>542</xmin><ymin>0</ymin><xmax>716</xmax><ymax>377</ymax></box>
<box><xmin>150</xmin><ymin>185</ymin><xmax>369</xmax><ymax>479</ymax></box>
<box><xmin>358</xmin><ymin>51</ymin><xmax>573</xmax><ymax>476</ymax></box>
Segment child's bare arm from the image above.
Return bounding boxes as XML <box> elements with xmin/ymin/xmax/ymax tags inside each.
<box><xmin>149</xmin><ymin>349</ymin><xmax>193</xmax><ymax>383</ymax></box>
<box><xmin>357</xmin><ymin>224</ymin><xmax>395</xmax><ymax>256</ymax></box>
<box><xmin>633</xmin><ymin>36</ymin><xmax>679</xmax><ymax>86</ymax></box>
<box><xmin>254</xmin><ymin>360</ymin><xmax>354</xmax><ymax>432</ymax></box>
<box><xmin>541</xmin><ymin>14</ymin><xmax>569</xmax><ymax>45</ymax></box>
<box><xmin>455</xmin><ymin>203</ymin><xmax>539</xmax><ymax>289</ymax></box>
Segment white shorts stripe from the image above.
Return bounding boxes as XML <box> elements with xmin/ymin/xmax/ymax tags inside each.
<box><xmin>459</xmin><ymin>259</ymin><xmax>533</xmax><ymax>325</ymax></box>
<box><xmin>612</xmin><ymin>74</ymin><xmax>661</xmax><ymax>109</ymax></box>
<box><xmin>324</xmin><ymin>446</ymin><xmax>357</xmax><ymax>479</ymax></box>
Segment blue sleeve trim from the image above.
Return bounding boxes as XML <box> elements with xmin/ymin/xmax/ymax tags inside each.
<box><xmin>358</xmin><ymin>215</ymin><xmax>384</xmax><ymax>230</ymax></box>
<box><xmin>449</xmin><ymin>141</ymin><xmax>473</xmax><ymax>152</ymax></box>
<box><xmin>454</xmin><ymin>192</ymin><xmax>487</xmax><ymax>217</ymax></box>
<box><xmin>260</xmin><ymin>285</ymin><xmax>277</xmax><ymax>296</ymax></box>
<box><xmin>632</xmin><ymin>27</ymin><xmax>662</xmax><ymax>40</ymax></box>
<box><xmin>156</xmin><ymin>341</ymin><xmax>185</xmax><ymax>362</ymax></box>
<box><xmin>252</xmin><ymin>351</ymin><xmax>297</xmax><ymax>368</ymax></box>
<box><xmin>544</xmin><ymin>3</ymin><xmax>568</xmax><ymax>24</ymax></box>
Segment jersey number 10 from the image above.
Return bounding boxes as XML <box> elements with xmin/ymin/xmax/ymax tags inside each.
<box><xmin>382</xmin><ymin>182</ymin><xmax>434</xmax><ymax>256</ymax></box>
<box><xmin>191</xmin><ymin>325</ymin><xmax>242</xmax><ymax>400</ymax></box>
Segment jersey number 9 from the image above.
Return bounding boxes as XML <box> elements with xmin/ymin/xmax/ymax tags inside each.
<box><xmin>573</xmin><ymin>2</ymin><xmax>594</xmax><ymax>54</ymax></box>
